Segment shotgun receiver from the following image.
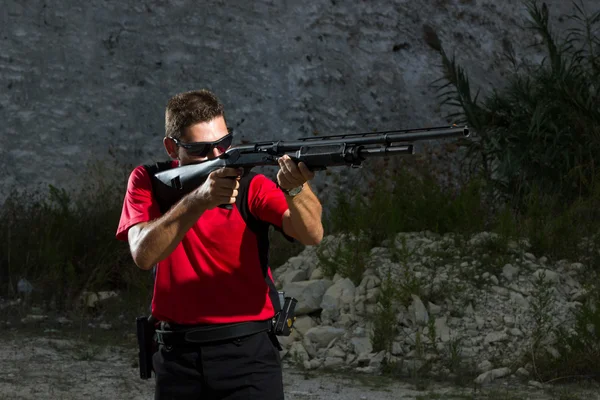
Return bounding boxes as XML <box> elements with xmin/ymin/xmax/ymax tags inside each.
<box><xmin>152</xmin><ymin>125</ymin><xmax>469</xmax><ymax>209</ymax></box>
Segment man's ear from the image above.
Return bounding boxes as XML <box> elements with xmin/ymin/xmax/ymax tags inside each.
<box><xmin>163</xmin><ymin>137</ymin><xmax>179</xmax><ymax>159</ymax></box>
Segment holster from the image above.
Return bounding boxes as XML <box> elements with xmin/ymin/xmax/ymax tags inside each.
<box><xmin>273</xmin><ymin>295</ymin><xmax>298</xmax><ymax>337</ymax></box>
<box><xmin>136</xmin><ymin>316</ymin><xmax>157</xmax><ymax>380</ymax></box>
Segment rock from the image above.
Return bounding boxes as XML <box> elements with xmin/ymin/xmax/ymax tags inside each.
<box><xmin>368</xmin><ymin>351</ymin><xmax>386</xmax><ymax>370</ymax></box>
<box><xmin>391</xmin><ymin>341</ymin><xmax>403</xmax><ymax>356</ymax></box>
<box><xmin>509</xmin><ymin>328</ymin><xmax>523</xmax><ymax>337</ymax></box>
<box><xmin>292</xmin><ymin>316</ymin><xmax>316</xmax><ymax>336</ymax></box>
<box><xmin>355</xmin><ymin>366</ymin><xmax>378</xmax><ymax>374</ymax></box>
<box><xmin>346</xmin><ymin>354</ymin><xmax>356</xmax><ymax>365</ymax></box>
<box><xmin>283</xmin><ymin>280</ymin><xmax>333</xmax><ymax>314</ymax></box>
<box><xmin>475</xmin><ymin>316</ymin><xmax>485</xmax><ymax>330</ymax></box>
<box><xmin>56</xmin><ymin>317</ymin><xmax>72</xmax><ymax>325</ymax></box>
<box><xmin>410</xmin><ymin>295</ymin><xmax>429</xmax><ymax>326</ymax></box>
<box><xmin>336</xmin><ymin>313</ymin><xmax>354</xmax><ymax>328</ymax></box>
<box><xmin>529</xmin><ymin>380</ymin><xmax>545</xmax><ymax>389</ymax></box>
<box><xmin>350</xmin><ymin>337</ymin><xmax>373</xmax><ymax>356</ymax></box>
<box><xmin>308</xmin><ymin>359</ymin><xmax>323</xmax><ymax>370</ymax></box>
<box><xmin>80</xmin><ymin>291</ymin><xmax>119</xmax><ymax>308</ymax></box>
<box><xmin>491</xmin><ymin>286</ymin><xmax>509</xmax><ymax>298</ymax></box>
<box><xmin>323</xmin><ymin>356</ymin><xmax>345</xmax><ymax>368</ymax></box>
<box><xmin>571</xmin><ymin>289</ymin><xmax>588</xmax><ymax>302</ymax></box>
<box><xmin>277</xmin><ymin>331</ymin><xmax>298</xmax><ymax>349</ymax></box>
<box><xmin>365</xmin><ymin>288</ymin><xmax>380</xmax><ymax>304</ymax></box>
<box><xmin>510</xmin><ymin>292</ymin><xmax>530</xmax><ymax>309</ymax></box>
<box><xmin>545</xmin><ymin>346</ymin><xmax>561</xmax><ymax>359</ymax></box>
<box><xmin>492</xmin><ymin>367</ymin><xmax>511</xmax><ymax>379</ymax></box>
<box><xmin>502</xmin><ymin>264</ymin><xmax>519</xmax><ymax>281</ymax></box>
<box><xmin>17</xmin><ymin>278</ymin><xmax>33</xmax><ymax>294</ymax></box>
<box><xmin>304</xmin><ymin>326</ymin><xmax>345</xmax><ymax>348</ymax></box>
<box><xmin>464</xmin><ymin>303</ymin><xmax>475</xmax><ymax>316</ymax></box>
<box><xmin>287</xmin><ymin>256</ymin><xmax>310</xmax><ymax>274</ymax></box>
<box><xmin>474</xmin><ymin>367</ymin><xmax>510</xmax><ymax>385</ymax></box>
<box><xmin>309</xmin><ymin>268</ymin><xmax>324</xmax><ymax>280</ymax></box>
<box><xmin>280</xmin><ymin>269</ymin><xmax>307</xmax><ymax>286</ymax></box>
<box><xmin>302</xmin><ymin>337</ymin><xmax>318</xmax><ymax>359</ymax></box>
<box><xmin>262</xmin><ymin>231</ymin><xmax>594</xmax><ymax>380</ymax></box>
<box><xmin>474</xmin><ymin>371</ymin><xmax>493</xmax><ymax>385</ymax></box>
<box><xmin>320</xmin><ymin>278</ymin><xmax>356</xmax><ymax>320</ymax></box>
<box><xmin>532</xmin><ymin>269</ymin><xmax>560</xmax><ymax>284</ymax></box>
<box><xmin>484</xmin><ymin>331</ymin><xmax>509</xmax><ymax>345</ymax></box>
<box><xmin>503</xmin><ymin>316</ymin><xmax>515</xmax><ymax>328</ymax></box>
<box><xmin>288</xmin><ymin>342</ymin><xmax>310</xmax><ymax>362</ymax></box>
<box><xmin>434</xmin><ymin>317</ymin><xmax>451</xmax><ymax>342</ymax></box>
<box><xmin>326</xmin><ymin>346</ymin><xmax>346</xmax><ymax>359</ymax></box>
<box><xmin>569</xmin><ymin>262</ymin><xmax>585</xmax><ymax>272</ymax></box>
<box><xmin>428</xmin><ymin>302</ymin><xmax>442</xmax><ymax>316</ymax></box>
<box><xmin>20</xmin><ymin>315</ymin><xmax>47</xmax><ymax>324</ymax></box>
<box><xmin>477</xmin><ymin>360</ymin><xmax>493</xmax><ymax>373</ymax></box>
<box><xmin>363</xmin><ymin>276</ymin><xmax>381</xmax><ymax>290</ymax></box>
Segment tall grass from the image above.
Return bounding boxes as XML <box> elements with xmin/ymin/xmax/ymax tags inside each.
<box><xmin>0</xmin><ymin>161</ymin><xmax>151</xmax><ymax>312</ymax></box>
<box><xmin>430</xmin><ymin>0</ymin><xmax>600</xmax><ymax>208</ymax></box>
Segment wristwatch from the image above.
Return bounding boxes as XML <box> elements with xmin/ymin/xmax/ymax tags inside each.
<box><xmin>282</xmin><ymin>185</ymin><xmax>303</xmax><ymax>197</ymax></box>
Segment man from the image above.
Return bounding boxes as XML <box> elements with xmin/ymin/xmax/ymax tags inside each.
<box><xmin>116</xmin><ymin>89</ymin><xmax>323</xmax><ymax>399</ymax></box>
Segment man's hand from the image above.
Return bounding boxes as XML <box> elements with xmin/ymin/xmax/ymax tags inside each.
<box><xmin>277</xmin><ymin>155</ymin><xmax>315</xmax><ymax>190</ymax></box>
<box><xmin>192</xmin><ymin>167</ymin><xmax>242</xmax><ymax>209</ymax></box>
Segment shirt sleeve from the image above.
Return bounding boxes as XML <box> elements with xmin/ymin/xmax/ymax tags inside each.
<box><xmin>115</xmin><ymin>165</ymin><xmax>162</xmax><ymax>242</ymax></box>
<box><xmin>248</xmin><ymin>174</ymin><xmax>289</xmax><ymax>229</ymax></box>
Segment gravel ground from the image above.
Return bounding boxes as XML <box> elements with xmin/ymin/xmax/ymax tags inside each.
<box><xmin>1</xmin><ymin>336</ymin><xmax>599</xmax><ymax>400</ymax></box>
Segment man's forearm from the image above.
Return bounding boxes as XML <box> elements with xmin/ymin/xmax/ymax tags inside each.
<box><xmin>130</xmin><ymin>194</ymin><xmax>207</xmax><ymax>270</ymax></box>
<box><xmin>285</xmin><ymin>183</ymin><xmax>323</xmax><ymax>245</ymax></box>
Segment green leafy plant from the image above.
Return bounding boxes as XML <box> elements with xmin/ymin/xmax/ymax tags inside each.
<box><xmin>431</xmin><ymin>0</ymin><xmax>600</xmax><ymax>208</ymax></box>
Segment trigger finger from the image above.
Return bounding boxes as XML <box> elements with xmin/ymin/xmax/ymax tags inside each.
<box><xmin>278</xmin><ymin>157</ymin><xmax>293</xmax><ymax>175</ymax></box>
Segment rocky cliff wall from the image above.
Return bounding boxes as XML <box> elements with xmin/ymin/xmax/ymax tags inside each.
<box><xmin>1</xmin><ymin>0</ymin><xmax>595</xmax><ymax>202</ymax></box>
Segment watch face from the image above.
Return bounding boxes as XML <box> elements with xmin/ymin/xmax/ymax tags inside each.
<box><xmin>288</xmin><ymin>186</ymin><xmax>303</xmax><ymax>196</ymax></box>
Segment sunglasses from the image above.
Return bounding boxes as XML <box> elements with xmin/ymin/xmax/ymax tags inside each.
<box><xmin>171</xmin><ymin>133</ymin><xmax>233</xmax><ymax>158</ymax></box>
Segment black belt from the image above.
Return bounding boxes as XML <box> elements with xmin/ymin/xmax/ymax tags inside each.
<box><xmin>155</xmin><ymin>319</ymin><xmax>272</xmax><ymax>347</ymax></box>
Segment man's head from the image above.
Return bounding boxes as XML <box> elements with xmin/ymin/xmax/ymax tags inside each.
<box><xmin>164</xmin><ymin>89</ymin><xmax>232</xmax><ymax>165</ymax></box>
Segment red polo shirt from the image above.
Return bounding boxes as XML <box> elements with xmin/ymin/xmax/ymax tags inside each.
<box><xmin>116</xmin><ymin>162</ymin><xmax>289</xmax><ymax>324</ymax></box>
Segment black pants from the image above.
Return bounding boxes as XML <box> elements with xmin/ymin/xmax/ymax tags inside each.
<box><xmin>152</xmin><ymin>330</ymin><xmax>284</xmax><ymax>400</ymax></box>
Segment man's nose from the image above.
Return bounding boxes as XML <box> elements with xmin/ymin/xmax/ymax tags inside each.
<box><xmin>208</xmin><ymin>146</ymin><xmax>223</xmax><ymax>159</ymax></box>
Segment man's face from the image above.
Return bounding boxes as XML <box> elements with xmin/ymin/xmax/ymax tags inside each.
<box><xmin>165</xmin><ymin>116</ymin><xmax>232</xmax><ymax>166</ymax></box>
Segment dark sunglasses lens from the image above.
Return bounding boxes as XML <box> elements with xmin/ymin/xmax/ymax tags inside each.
<box><xmin>186</xmin><ymin>144</ymin><xmax>211</xmax><ymax>157</ymax></box>
<box><xmin>186</xmin><ymin>134</ymin><xmax>232</xmax><ymax>157</ymax></box>
<box><xmin>219</xmin><ymin>134</ymin><xmax>233</xmax><ymax>149</ymax></box>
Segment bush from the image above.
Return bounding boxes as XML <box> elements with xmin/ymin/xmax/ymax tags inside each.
<box><xmin>324</xmin><ymin>163</ymin><xmax>489</xmax><ymax>243</ymax></box>
<box><xmin>430</xmin><ymin>0</ymin><xmax>600</xmax><ymax>208</ymax></box>
<box><xmin>0</xmin><ymin>161</ymin><xmax>151</xmax><ymax>312</ymax></box>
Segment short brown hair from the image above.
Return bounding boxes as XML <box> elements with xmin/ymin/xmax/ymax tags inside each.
<box><xmin>165</xmin><ymin>89</ymin><xmax>225</xmax><ymax>139</ymax></box>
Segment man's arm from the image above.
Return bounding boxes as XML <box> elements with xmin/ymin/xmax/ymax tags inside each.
<box><xmin>281</xmin><ymin>183</ymin><xmax>323</xmax><ymax>245</ymax></box>
<box><xmin>128</xmin><ymin>167</ymin><xmax>242</xmax><ymax>270</ymax></box>
<box><xmin>128</xmin><ymin>194</ymin><xmax>207</xmax><ymax>270</ymax></box>
<box><xmin>277</xmin><ymin>155</ymin><xmax>324</xmax><ymax>246</ymax></box>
